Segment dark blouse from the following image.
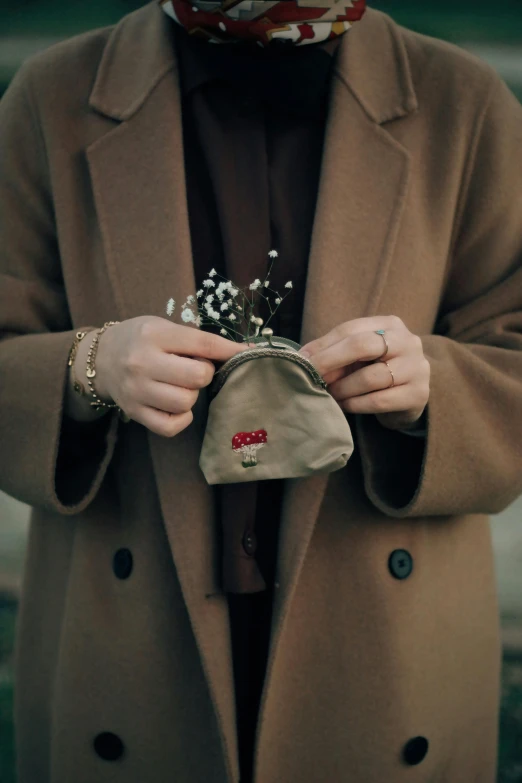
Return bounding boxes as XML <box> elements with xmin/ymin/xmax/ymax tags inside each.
<box><xmin>173</xmin><ymin>25</ymin><xmax>340</xmax><ymax>782</ymax></box>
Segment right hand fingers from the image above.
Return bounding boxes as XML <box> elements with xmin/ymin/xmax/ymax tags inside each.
<box><xmin>151</xmin><ymin>354</ymin><xmax>216</xmax><ymax>390</ymax></box>
<box><xmin>152</xmin><ymin>319</ymin><xmax>247</xmax><ymax>362</ymax></box>
<box><xmin>133</xmin><ymin>380</ymin><xmax>199</xmax><ymax>416</ymax></box>
<box><xmin>121</xmin><ymin>378</ymin><xmax>198</xmax><ymax>437</ymax></box>
<box><xmin>99</xmin><ymin>316</ymin><xmax>246</xmax><ymax>437</ymax></box>
<box><xmin>134</xmin><ymin>407</ymin><xmax>195</xmax><ymax>439</ymax></box>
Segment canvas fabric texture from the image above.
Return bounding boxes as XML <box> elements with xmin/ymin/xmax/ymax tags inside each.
<box><xmin>200</xmin><ymin>348</ymin><xmax>354</xmax><ymax>484</ymax></box>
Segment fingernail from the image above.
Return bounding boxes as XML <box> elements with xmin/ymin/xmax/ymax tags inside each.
<box><xmin>299</xmin><ymin>349</ymin><xmax>311</xmax><ymax>358</ymax></box>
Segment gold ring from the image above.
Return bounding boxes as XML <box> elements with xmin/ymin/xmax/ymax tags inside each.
<box><xmin>375</xmin><ymin>329</ymin><xmax>389</xmax><ymax>360</ymax></box>
<box><xmin>380</xmin><ymin>360</ymin><xmax>395</xmax><ymax>388</ymax></box>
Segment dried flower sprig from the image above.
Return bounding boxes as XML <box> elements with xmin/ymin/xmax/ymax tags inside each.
<box><xmin>165</xmin><ymin>250</ymin><xmax>293</xmax><ymax>342</ymax></box>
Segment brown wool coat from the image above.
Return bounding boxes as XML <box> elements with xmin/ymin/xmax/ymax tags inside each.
<box><xmin>1</xmin><ymin>3</ymin><xmax>522</xmax><ymax>781</ymax></box>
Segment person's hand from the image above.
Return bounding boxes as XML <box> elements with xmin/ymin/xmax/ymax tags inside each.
<box><xmin>299</xmin><ymin>316</ymin><xmax>430</xmax><ymax>431</ymax></box>
<box><xmin>95</xmin><ymin>315</ymin><xmax>246</xmax><ymax>437</ymax></box>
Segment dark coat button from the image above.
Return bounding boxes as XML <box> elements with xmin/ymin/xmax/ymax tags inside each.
<box><xmin>242</xmin><ymin>530</ymin><xmax>257</xmax><ymax>556</ymax></box>
<box><xmin>113</xmin><ymin>548</ymin><xmax>133</xmax><ymax>580</ymax></box>
<box><xmin>402</xmin><ymin>736</ymin><xmax>429</xmax><ymax>765</ymax></box>
<box><xmin>388</xmin><ymin>549</ymin><xmax>413</xmax><ymax>580</ymax></box>
<box><xmin>93</xmin><ymin>732</ymin><xmax>125</xmax><ymax>761</ymax></box>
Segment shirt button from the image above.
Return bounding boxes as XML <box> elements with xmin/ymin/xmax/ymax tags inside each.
<box><xmin>242</xmin><ymin>529</ymin><xmax>257</xmax><ymax>556</ymax></box>
<box><xmin>402</xmin><ymin>736</ymin><xmax>429</xmax><ymax>765</ymax></box>
<box><xmin>388</xmin><ymin>549</ymin><xmax>413</xmax><ymax>580</ymax></box>
<box><xmin>93</xmin><ymin>732</ymin><xmax>125</xmax><ymax>761</ymax></box>
<box><xmin>113</xmin><ymin>548</ymin><xmax>133</xmax><ymax>580</ymax></box>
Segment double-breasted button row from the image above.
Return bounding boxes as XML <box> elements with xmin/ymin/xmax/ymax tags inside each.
<box><xmin>388</xmin><ymin>553</ymin><xmax>425</xmax><ymax>767</ymax></box>
<box><xmin>94</xmin><ymin>553</ymin><xmax>133</xmax><ymax>762</ymax></box>
<box><xmin>93</xmin><ymin>731</ymin><xmax>428</xmax><ymax>765</ymax></box>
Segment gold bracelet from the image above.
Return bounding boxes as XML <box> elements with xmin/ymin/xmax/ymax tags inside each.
<box><xmin>85</xmin><ymin>321</ymin><xmax>130</xmax><ymax>422</ymax></box>
<box><xmin>68</xmin><ymin>331</ymin><xmax>88</xmax><ymax>397</ymax></box>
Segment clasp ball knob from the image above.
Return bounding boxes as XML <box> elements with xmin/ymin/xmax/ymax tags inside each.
<box><xmin>261</xmin><ymin>328</ymin><xmax>274</xmax><ymax>346</ymax></box>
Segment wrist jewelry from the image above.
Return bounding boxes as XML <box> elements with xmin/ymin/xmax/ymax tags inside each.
<box><xmin>84</xmin><ymin>321</ymin><xmax>130</xmax><ymax>422</ymax></box>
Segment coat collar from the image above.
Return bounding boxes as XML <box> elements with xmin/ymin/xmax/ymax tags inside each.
<box><xmin>89</xmin><ymin>0</ymin><xmax>418</xmax><ymax>126</ymax></box>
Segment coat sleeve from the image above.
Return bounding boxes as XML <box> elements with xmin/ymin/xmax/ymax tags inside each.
<box><xmin>0</xmin><ymin>62</ymin><xmax>120</xmax><ymax>515</ymax></box>
<box><xmin>356</xmin><ymin>70</ymin><xmax>522</xmax><ymax>518</ymax></box>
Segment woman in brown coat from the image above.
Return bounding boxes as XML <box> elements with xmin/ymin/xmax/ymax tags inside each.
<box><xmin>1</xmin><ymin>1</ymin><xmax>522</xmax><ymax>781</ymax></box>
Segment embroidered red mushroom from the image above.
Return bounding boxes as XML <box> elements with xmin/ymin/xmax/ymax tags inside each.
<box><xmin>232</xmin><ymin>429</ymin><xmax>268</xmax><ymax>468</ymax></box>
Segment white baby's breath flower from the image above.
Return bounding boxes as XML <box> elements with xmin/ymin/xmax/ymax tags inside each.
<box><xmin>275</xmin><ymin>297</ymin><xmax>282</xmax><ymax>305</ymax></box>
<box><xmin>220</xmin><ymin>302</ymin><xmax>229</xmax><ymax>311</ymax></box>
<box><xmin>264</xmin><ymin>280</ymin><xmax>270</xmax><ymax>287</ymax></box>
<box><xmin>186</xmin><ymin>294</ymin><xmax>195</xmax><ymax>304</ymax></box>
<box><xmin>249</xmin><ymin>279</ymin><xmax>262</xmax><ymax>291</ymax></box>
<box><xmin>220</xmin><ymin>328</ymin><xmax>228</xmax><ymax>336</ymax></box>
<box><xmin>166</xmin><ymin>298</ymin><xmax>175</xmax><ymax>316</ymax></box>
<box><xmin>209</xmin><ymin>268</ymin><xmax>217</xmax><ymax>277</ymax></box>
<box><xmin>206</xmin><ymin>294</ymin><xmax>214</xmax><ymax>304</ymax></box>
<box><xmin>229</xmin><ymin>287</ymin><xmax>239</xmax><ymax>298</ymax></box>
<box><xmin>228</xmin><ymin>314</ymin><xmax>237</xmax><ymax>322</ymax></box>
<box><xmin>203</xmin><ymin>279</ymin><xmax>215</xmax><ymax>288</ymax></box>
<box><xmin>196</xmin><ymin>289</ymin><xmax>204</xmax><ymax>298</ymax></box>
<box><xmin>205</xmin><ymin>304</ymin><xmax>221</xmax><ymax>320</ymax></box>
<box><xmin>268</xmin><ymin>249</ymin><xmax>278</xmax><ymax>258</ymax></box>
<box><xmin>216</xmin><ymin>281</ymin><xmax>231</xmax><ymax>301</ymax></box>
<box><xmin>195</xmin><ymin>315</ymin><xmax>202</xmax><ymax>327</ymax></box>
<box><xmin>250</xmin><ymin>315</ymin><xmax>258</xmax><ymax>323</ymax></box>
<box><xmin>236</xmin><ymin>304</ymin><xmax>242</xmax><ymax>311</ymax></box>
<box><xmin>285</xmin><ymin>281</ymin><xmax>293</xmax><ymax>289</ymax></box>
<box><xmin>181</xmin><ymin>308</ymin><xmax>196</xmax><ymax>323</ymax></box>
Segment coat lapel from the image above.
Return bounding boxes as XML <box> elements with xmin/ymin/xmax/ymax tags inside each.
<box><xmin>257</xmin><ymin>5</ymin><xmax>418</xmax><ymax>758</ymax></box>
<box><xmin>86</xmin><ymin>5</ymin><xmax>238</xmax><ymax>781</ymax></box>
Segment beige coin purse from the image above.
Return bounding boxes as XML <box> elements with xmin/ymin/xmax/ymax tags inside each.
<box><xmin>199</xmin><ymin>333</ymin><xmax>354</xmax><ymax>485</ymax></box>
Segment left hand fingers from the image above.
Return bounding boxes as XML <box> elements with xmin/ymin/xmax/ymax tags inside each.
<box><xmin>330</xmin><ymin>356</ymin><xmax>430</xmax><ymax>428</ymax></box>
<box><xmin>301</xmin><ymin>320</ymin><xmax>418</xmax><ymax>378</ymax></box>
<box><xmin>323</xmin><ymin>360</ymin><xmax>367</xmax><ymax>387</ymax></box>
<box><xmin>329</xmin><ymin>357</ymin><xmax>402</xmax><ymax>400</ymax></box>
<box><xmin>300</xmin><ymin>316</ymin><xmax>404</xmax><ymax>358</ymax></box>
<box><xmin>338</xmin><ymin>384</ymin><xmax>427</xmax><ymax>418</ymax></box>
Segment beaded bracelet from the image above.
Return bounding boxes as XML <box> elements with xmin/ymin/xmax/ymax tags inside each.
<box><xmin>84</xmin><ymin>321</ymin><xmax>130</xmax><ymax>422</ymax></box>
<box><xmin>85</xmin><ymin>321</ymin><xmax>119</xmax><ymax>410</ymax></box>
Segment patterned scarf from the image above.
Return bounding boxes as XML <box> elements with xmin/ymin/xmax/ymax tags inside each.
<box><xmin>159</xmin><ymin>0</ymin><xmax>367</xmax><ymax>48</ymax></box>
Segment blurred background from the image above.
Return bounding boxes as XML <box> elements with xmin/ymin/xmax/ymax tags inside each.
<box><xmin>0</xmin><ymin>1</ymin><xmax>521</xmax><ymax>781</ymax></box>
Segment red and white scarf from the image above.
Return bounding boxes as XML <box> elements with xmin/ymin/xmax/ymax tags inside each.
<box><xmin>159</xmin><ymin>0</ymin><xmax>367</xmax><ymax>48</ymax></box>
